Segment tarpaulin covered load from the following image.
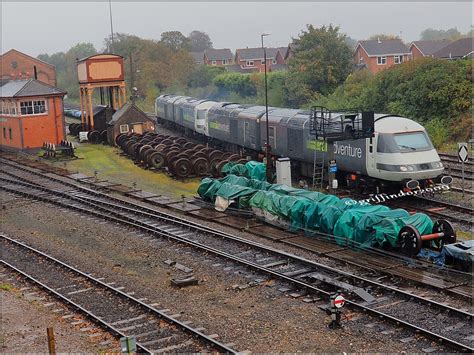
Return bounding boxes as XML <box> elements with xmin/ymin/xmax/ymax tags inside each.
<box><xmin>373</xmin><ymin>213</ymin><xmax>434</xmax><ymax>248</ymax></box>
<box><xmin>221</xmin><ymin>161</ymin><xmax>267</xmax><ymax>181</ymax></box>
<box><xmin>197</xmin><ymin>178</ymin><xmax>222</xmax><ymax>202</ymax></box>
<box><xmin>214</xmin><ymin>182</ymin><xmax>257</xmax><ymax>209</ymax></box>
<box><xmin>303</xmin><ymin>194</ymin><xmax>346</xmax><ymax>232</ymax></box>
<box><xmin>333</xmin><ymin>205</ymin><xmax>394</xmax><ymax>246</ymax></box>
<box><xmin>441</xmin><ymin>240</ymin><xmax>474</xmax><ymax>270</ymax></box>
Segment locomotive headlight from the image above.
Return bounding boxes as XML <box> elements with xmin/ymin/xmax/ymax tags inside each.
<box><xmin>407</xmin><ymin>165</ymin><xmax>415</xmax><ymax>171</ymax></box>
<box><xmin>399</xmin><ymin>166</ymin><xmax>408</xmax><ymax>172</ymax></box>
<box><xmin>433</xmin><ymin>161</ymin><xmax>443</xmax><ymax>168</ymax></box>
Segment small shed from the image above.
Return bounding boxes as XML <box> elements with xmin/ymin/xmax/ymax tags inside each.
<box><xmin>107</xmin><ymin>102</ymin><xmax>155</xmax><ymax>145</ymax></box>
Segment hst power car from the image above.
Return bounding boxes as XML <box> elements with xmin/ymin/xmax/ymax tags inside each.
<box><xmin>155</xmin><ymin>94</ymin><xmax>450</xmax><ymax>189</ymax></box>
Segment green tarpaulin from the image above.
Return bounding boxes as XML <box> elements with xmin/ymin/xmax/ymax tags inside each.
<box><xmin>220</xmin><ymin>161</ymin><xmax>267</xmax><ymax>181</ymax></box>
<box><xmin>196</xmin><ymin>174</ymin><xmax>436</xmax><ymax>255</ymax></box>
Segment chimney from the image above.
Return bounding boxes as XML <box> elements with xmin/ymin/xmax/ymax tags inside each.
<box><xmin>33</xmin><ymin>65</ymin><xmax>38</xmax><ymax>80</ymax></box>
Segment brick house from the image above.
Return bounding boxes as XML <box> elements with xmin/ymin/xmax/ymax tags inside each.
<box><xmin>409</xmin><ymin>40</ymin><xmax>451</xmax><ymax>59</ymax></box>
<box><xmin>203</xmin><ymin>49</ymin><xmax>234</xmax><ymax>66</ymax></box>
<box><xmin>432</xmin><ymin>37</ymin><xmax>473</xmax><ymax>60</ymax></box>
<box><xmin>0</xmin><ymin>49</ymin><xmax>57</xmax><ymax>86</ymax></box>
<box><xmin>0</xmin><ymin>79</ymin><xmax>66</xmax><ymax>150</ymax></box>
<box><xmin>235</xmin><ymin>47</ymin><xmax>286</xmax><ymax>73</ymax></box>
<box><xmin>354</xmin><ymin>39</ymin><xmax>411</xmax><ymax>74</ymax></box>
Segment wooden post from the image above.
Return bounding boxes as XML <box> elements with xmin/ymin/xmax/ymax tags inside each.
<box><xmin>87</xmin><ymin>87</ymin><xmax>94</xmax><ymax>130</ymax></box>
<box><xmin>79</xmin><ymin>88</ymin><xmax>85</xmax><ymax>130</ymax></box>
<box><xmin>47</xmin><ymin>327</ymin><xmax>56</xmax><ymax>355</ymax></box>
<box><xmin>117</xmin><ymin>86</ymin><xmax>122</xmax><ymax>108</ymax></box>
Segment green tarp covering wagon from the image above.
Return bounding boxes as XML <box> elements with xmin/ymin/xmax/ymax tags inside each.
<box><xmin>196</xmin><ymin>174</ymin><xmax>457</xmax><ymax>256</ymax></box>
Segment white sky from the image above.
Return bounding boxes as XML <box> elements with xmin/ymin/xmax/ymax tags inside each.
<box><xmin>1</xmin><ymin>1</ymin><xmax>472</xmax><ymax>56</ymax></box>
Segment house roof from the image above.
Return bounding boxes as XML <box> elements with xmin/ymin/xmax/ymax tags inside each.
<box><xmin>432</xmin><ymin>37</ymin><xmax>473</xmax><ymax>59</ymax></box>
<box><xmin>0</xmin><ymin>79</ymin><xmax>66</xmax><ymax>98</ymax></box>
<box><xmin>409</xmin><ymin>40</ymin><xmax>451</xmax><ymax>56</ymax></box>
<box><xmin>225</xmin><ymin>65</ymin><xmax>259</xmax><ymax>73</ymax></box>
<box><xmin>277</xmin><ymin>46</ymin><xmax>289</xmax><ymax>59</ymax></box>
<box><xmin>356</xmin><ymin>39</ymin><xmax>410</xmax><ymax>56</ymax></box>
<box><xmin>0</xmin><ymin>49</ymin><xmax>56</xmax><ymax>69</ymax></box>
<box><xmin>236</xmin><ymin>47</ymin><xmax>280</xmax><ymax>60</ymax></box>
<box><xmin>109</xmin><ymin>102</ymin><xmax>152</xmax><ymax>125</ymax></box>
<box><xmin>189</xmin><ymin>51</ymin><xmax>204</xmax><ymax>64</ymax></box>
<box><xmin>204</xmin><ymin>48</ymin><xmax>233</xmax><ymax>61</ymax></box>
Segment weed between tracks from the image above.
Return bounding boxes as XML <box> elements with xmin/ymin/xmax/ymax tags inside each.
<box><xmin>50</xmin><ymin>142</ymin><xmax>200</xmax><ymax>198</ymax></box>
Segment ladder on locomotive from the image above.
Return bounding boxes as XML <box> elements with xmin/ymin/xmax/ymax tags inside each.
<box><xmin>312</xmin><ymin>147</ymin><xmax>325</xmax><ymax>189</ymax></box>
<box><xmin>310</xmin><ymin>107</ymin><xmax>330</xmax><ymax>190</ymax></box>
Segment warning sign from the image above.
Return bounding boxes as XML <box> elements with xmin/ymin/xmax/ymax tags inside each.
<box><xmin>334</xmin><ymin>295</ymin><xmax>345</xmax><ymax>308</ymax></box>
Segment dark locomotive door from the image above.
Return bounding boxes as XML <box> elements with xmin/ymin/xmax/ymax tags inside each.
<box><xmin>287</xmin><ymin>128</ymin><xmax>304</xmax><ymax>159</ymax></box>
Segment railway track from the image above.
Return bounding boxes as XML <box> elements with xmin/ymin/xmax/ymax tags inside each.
<box><xmin>1</xmin><ymin>235</ymin><xmax>235</xmax><ymax>354</ymax></box>
<box><xmin>440</xmin><ymin>153</ymin><xmax>473</xmax><ymax>166</ymax></box>
<box><xmin>2</xmin><ymin>156</ymin><xmax>471</xmax><ymax>298</ymax></box>
<box><xmin>0</xmin><ymin>162</ymin><xmax>473</xmax><ymax>352</ymax></box>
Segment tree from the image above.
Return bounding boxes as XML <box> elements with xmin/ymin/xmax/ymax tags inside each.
<box><xmin>188</xmin><ymin>31</ymin><xmax>213</xmax><ymax>52</ymax></box>
<box><xmin>368</xmin><ymin>34</ymin><xmax>400</xmax><ymax>40</ymax></box>
<box><xmin>287</xmin><ymin>24</ymin><xmax>353</xmax><ymax>106</ymax></box>
<box><xmin>420</xmin><ymin>28</ymin><xmax>462</xmax><ymax>41</ymax></box>
<box><xmin>160</xmin><ymin>31</ymin><xmax>190</xmax><ymax>51</ymax></box>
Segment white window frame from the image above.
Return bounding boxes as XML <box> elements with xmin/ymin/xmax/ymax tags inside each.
<box><xmin>394</xmin><ymin>55</ymin><xmax>403</xmax><ymax>64</ymax></box>
<box><xmin>119</xmin><ymin>124</ymin><xmax>129</xmax><ymax>134</ymax></box>
<box><xmin>0</xmin><ymin>100</ymin><xmax>18</xmax><ymax>116</ymax></box>
<box><xmin>211</xmin><ymin>60</ymin><xmax>217</xmax><ymax>66</ymax></box>
<box><xmin>272</xmin><ymin>59</ymin><xmax>277</xmax><ymax>65</ymax></box>
<box><xmin>377</xmin><ymin>56</ymin><xmax>387</xmax><ymax>65</ymax></box>
<box><xmin>20</xmin><ymin>99</ymin><xmax>47</xmax><ymax>116</ymax></box>
<box><xmin>222</xmin><ymin>59</ymin><xmax>227</xmax><ymax>65</ymax></box>
<box><xmin>246</xmin><ymin>60</ymin><xmax>254</xmax><ymax>66</ymax></box>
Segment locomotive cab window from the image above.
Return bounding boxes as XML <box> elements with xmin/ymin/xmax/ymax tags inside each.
<box><xmin>393</xmin><ymin>132</ymin><xmax>432</xmax><ymax>151</ymax></box>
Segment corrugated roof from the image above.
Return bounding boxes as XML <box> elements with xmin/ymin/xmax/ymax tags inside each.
<box><xmin>410</xmin><ymin>40</ymin><xmax>451</xmax><ymax>56</ymax></box>
<box><xmin>109</xmin><ymin>102</ymin><xmax>151</xmax><ymax>125</ymax></box>
<box><xmin>433</xmin><ymin>37</ymin><xmax>473</xmax><ymax>59</ymax></box>
<box><xmin>236</xmin><ymin>47</ymin><xmax>280</xmax><ymax>60</ymax></box>
<box><xmin>204</xmin><ymin>48</ymin><xmax>233</xmax><ymax>61</ymax></box>
<box><xmin>357</xmin><ymin>39</ymin><xmax>410</xmax><ymax>56</ymax></box>
<box><xmin>0</xmin><ymin>79</ymin><xmax>66</xmax><ymax>98</ymax></box>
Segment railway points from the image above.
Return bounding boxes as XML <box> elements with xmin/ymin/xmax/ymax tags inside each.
<box><xmin>0</xmin><ymin>155</ymin><xmax>472</xmax><ymax>352</ymax></box>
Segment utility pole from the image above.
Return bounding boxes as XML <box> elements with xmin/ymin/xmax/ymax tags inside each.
<box><xmin>108</xmin><ymin>0</ymin><xmax>115</xmax><ymax>53</ymax></box>
<box><xmin>261</xmin><ymin>32</ymin><xmax>271</xmax><ymax>182</ymax></box>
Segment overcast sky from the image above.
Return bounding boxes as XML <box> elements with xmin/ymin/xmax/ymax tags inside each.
<box><xmin>1</xmin><ymin>1</ymin><xmax>472</xmax><ymax>56</ymax></box>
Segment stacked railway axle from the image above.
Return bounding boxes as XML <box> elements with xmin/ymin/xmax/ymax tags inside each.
<box><xmin>68</xmin><ymin>123</ymin><xmax>108</xmax><ymax>144</ymax></box>
<box><xmin>116</xmin><ymin>132</ymin><xmax>248</xmax><ymax>178</ymax></box>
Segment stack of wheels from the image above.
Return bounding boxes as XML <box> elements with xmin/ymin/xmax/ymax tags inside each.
<box><xmin>68</xmin><ymin>123</ymin><xmax>82</xmax><ymax>136</ymax></box>
<box><xmin>114</xmin><ymin>132</ymin><xmax>245</xmax><ymax>179</ymax></box>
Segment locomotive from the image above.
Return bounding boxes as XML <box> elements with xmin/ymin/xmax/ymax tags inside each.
<box><xmin>155</xmin><ymin>94</ymin><xmax>451</xmax><ymax>190</ymax></box>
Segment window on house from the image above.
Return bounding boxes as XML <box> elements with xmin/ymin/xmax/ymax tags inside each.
<box><xmin>3</xmin><ymin>128</ymin><xmax>6</xmax><ymax>139</ymax></box>
<box><xmin>119</xmin><ymin>124</ymin><xmax>129</xmax><ymax>133</ymax></box>
<box><xmin>272</xmin><ymin>59</ymin><xmax>277</xmax><ymax>64</ymax></box>
<box><xmin>377</xmin><ymin>56</ymin><xmax>387</xmax><ymax>65</ymax></box>
<box><xmin>261</xmin><ymin>59</ymin><xmax>265</xmax><ymax>64</ymax></box>
<box><xmin>246</xmin><ymin>60</ymin><xmax>254</xmax><ymax>66</ymax></box>
<box><xmin>394</xmin><ymin>55</ymin><xmax>403</xmax><ymax>64</ymax></box>
<box><xmin>20</xmin><ymin>100</ymin><xmax>47</xmax><ymax>115</ymax></box>
<box><xmin>222</xmin><ymin>59</ymin><xmax>227</xmax><ymax>65</ymax></box>
<box><xmin>8</xmin><ymin>128</ymin><xmax>12</xmax><ymax>139</ymax></box>
<box><xmin>211</xmin><ymin>60</ymin><xmax>217</xmax><ymax>66</ymax></box>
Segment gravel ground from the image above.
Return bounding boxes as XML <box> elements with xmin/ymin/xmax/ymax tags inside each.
<box><xmin>0</xmin><ymin>190</ymin><xmax>453</xmax><ymax>353</ymax></box>
<box><xmin>0</xmin><ymin>277</ymin><xmax>118</xmax><ymax>353</ymax></box>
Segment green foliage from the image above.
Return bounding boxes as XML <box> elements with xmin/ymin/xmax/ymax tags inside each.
<box><xmin>188</xmin><ymin>66</ymin><xmax>225</xmax><ymax>88</ymax></box>
<box><xmin>424</xmin><ymin>118</ymin><xmax>450</xmax><ymax>149</ymax></box>
<box><xmin>213</xmin><ymin>72</ymin><xmax>257</xmax><ymax>97</ymax></box>
<box><xmin>160</xmin><ymin>31</ymin><xmax>190</xmax><ymax>51</ymax></box>
<box><xmin>188</xmin><ymin>30</ymin><xmax>213</xmax><ymax>52</ymax></box>
<box><xmin>287</xmin><ymin>24</ymin><xmax>353</xmax><ymax>106</ymax></box>
<box><xmin>315</xmin><ymin>58</ymin><xmax>473</xmax><ymax>142</ymax></box>
<box><xmin>420</xmin><ymin>28</ymin><xmax>462</xmax><ymax>41</ymax></box>
<box><xmin>368</xmin><ymin>34</ymin><xmax>400</xmax><ymax>40</ymax></box>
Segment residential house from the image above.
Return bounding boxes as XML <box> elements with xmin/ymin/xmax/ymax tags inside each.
<box><xmin>432</xmin><ymin>37</ymin><xmax>473</xmax><ymax>60</ymax></box>
<box><xmin>0</xmin><ymin>49</ymin><xmax>57</xmax><ymax>86</ymax></box>
<box><xmin>409</xmin><ymin>40</ymin><xmax>451</xmax><ymax>59</ymax></box>
<box><xmin>354</xmin><ymin>39</ymin><xmax>411</xmax><ymax>74</ymax></box>
<box><xmin>235</xmin><ymin>47</ymin><xmax>286</xmax><ymax>73</ymax></box>
<box><xmin>203</xmin><ymin>48</ymin><xmax>234</xmax><ymax>66</ymax></box>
